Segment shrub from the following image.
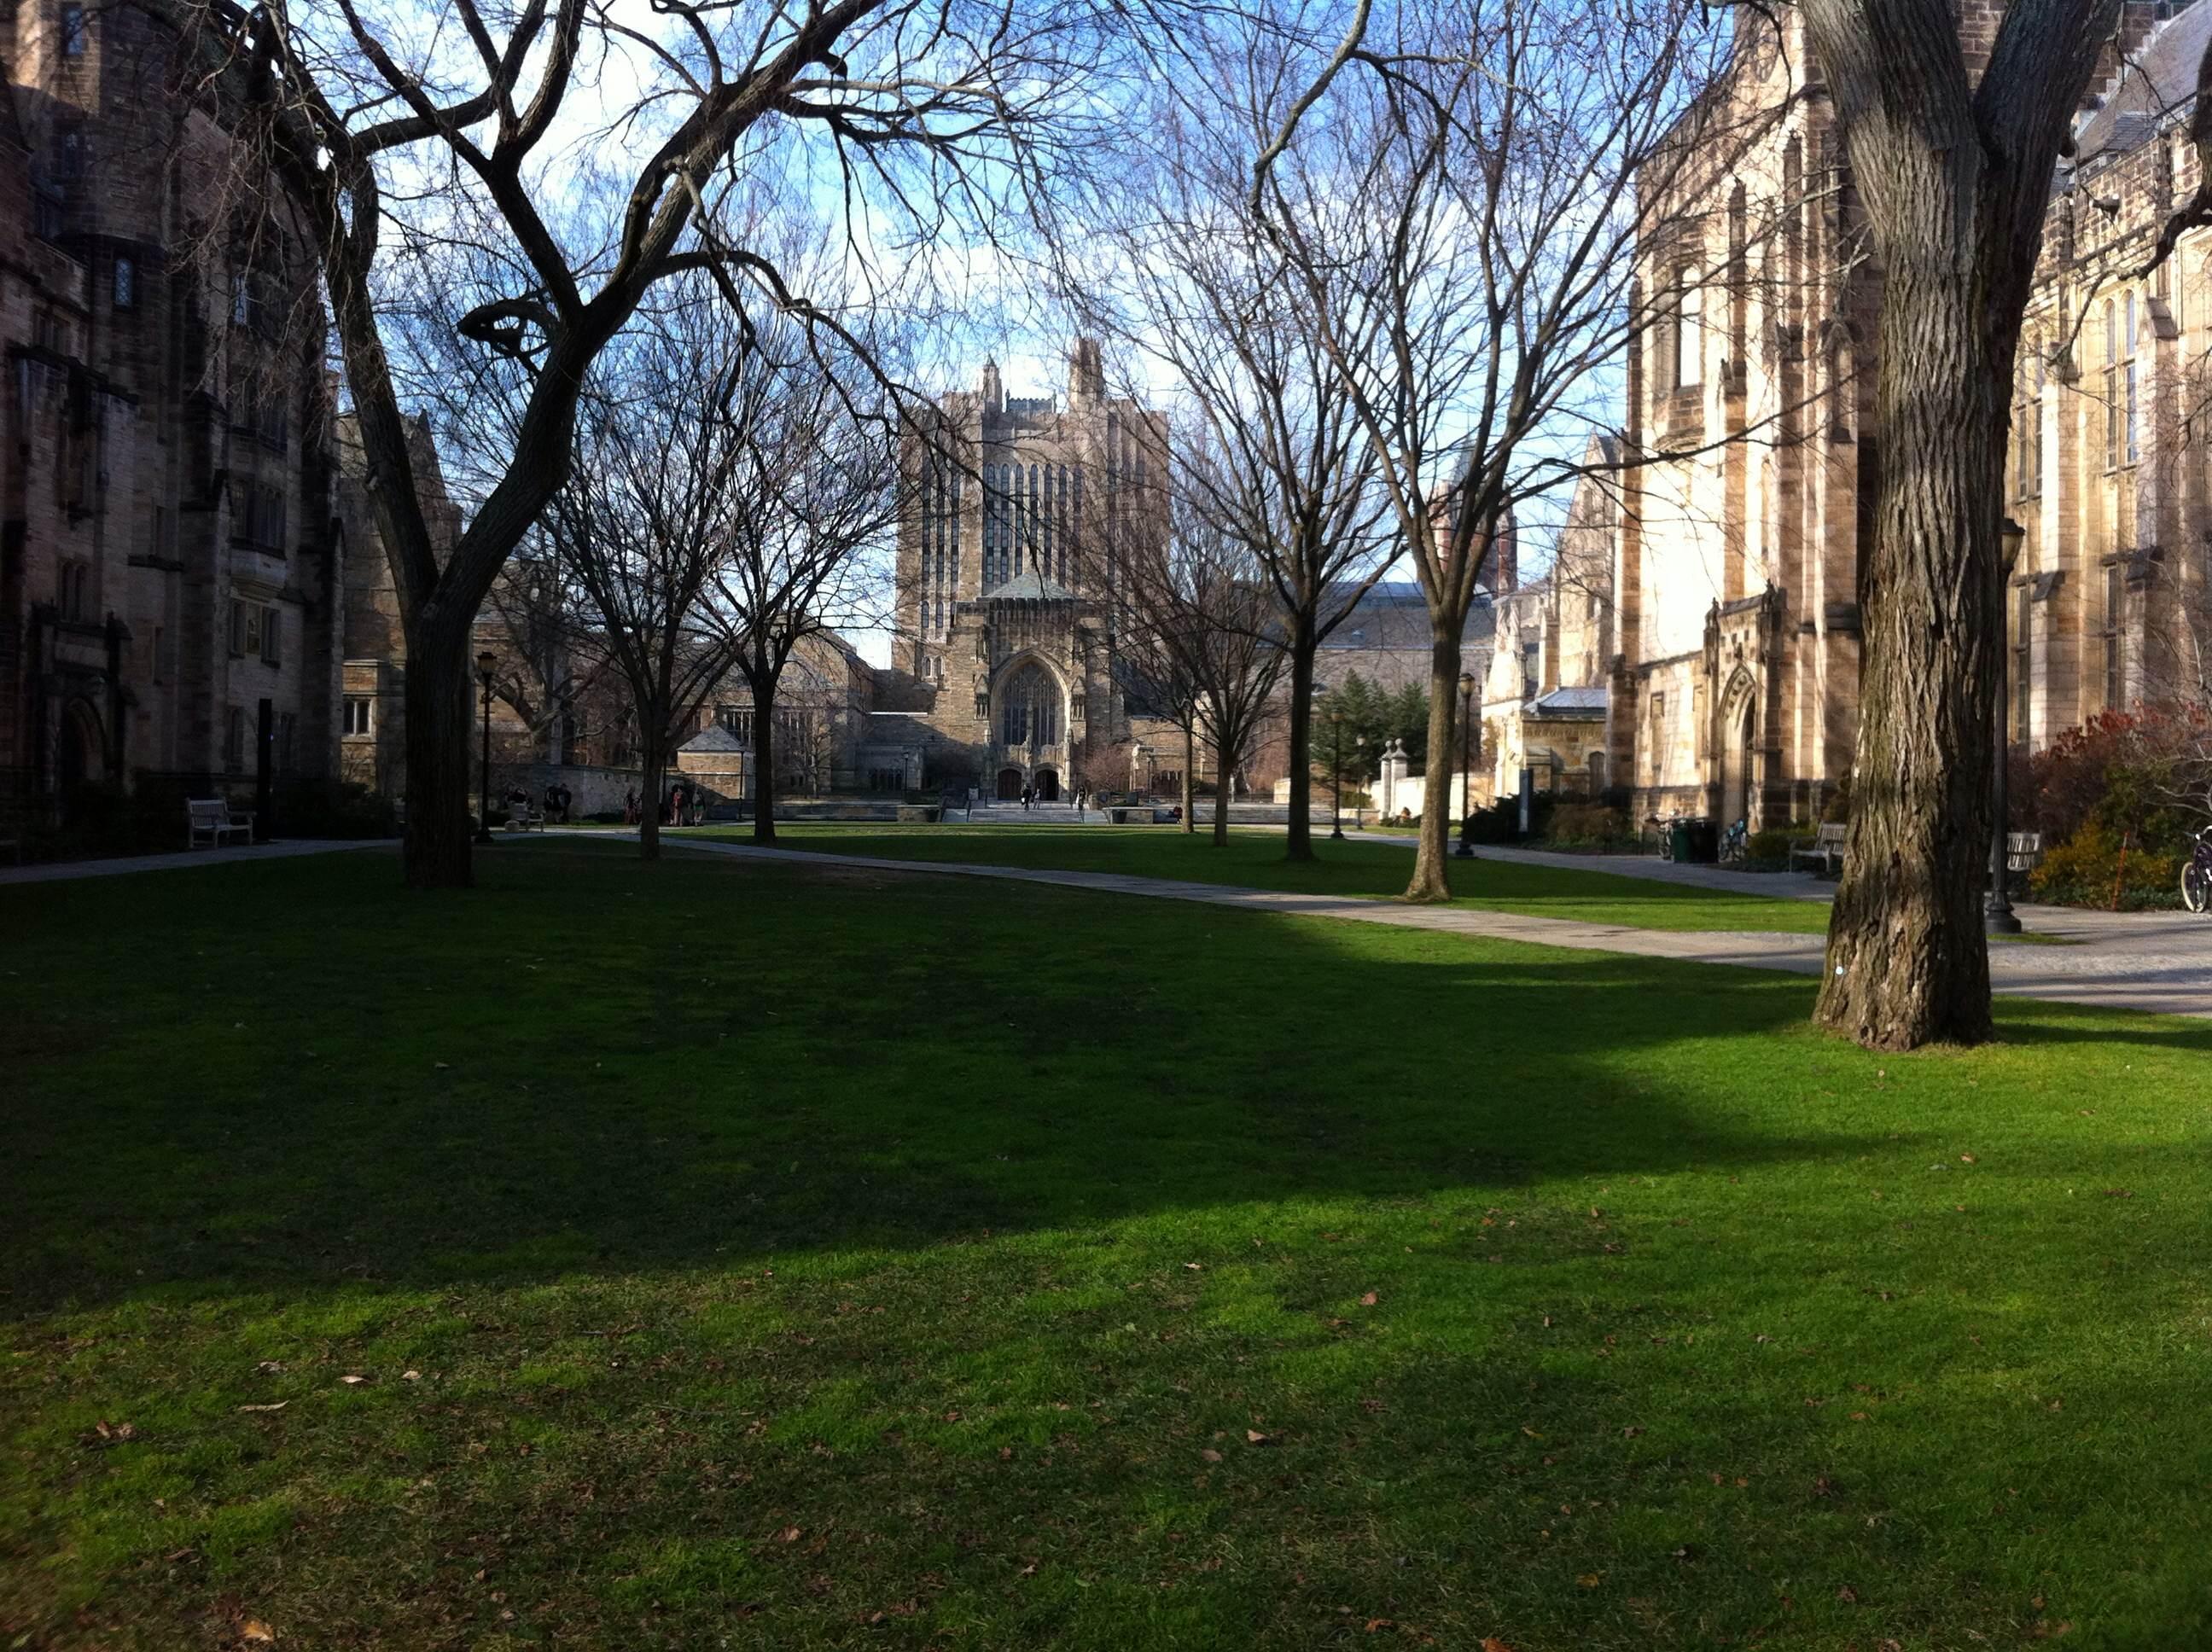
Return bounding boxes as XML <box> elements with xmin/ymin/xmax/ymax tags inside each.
<box><xmin>2023</xmin><ymin>707</ymin><xmax>2207</xmax><ymax>854</ymax></box>
<box><xmin>1743</xmin><ymin>828</ymin><xmax>1797</xmax><ymax>870</ymax></box>
<box><xmin>1545</xmin><ymin>802</ymin><xmax>1629</xmax><ymax>848</ymax></box>
<box><xmin>2029</xmin><ymin>820</ymin><xmax>2183</xmax><ymax>910</ymax></box>
<box><xmin>272</xmin><ymin>777</ymin><xmax>399</xmax><ymax>839</ymax></box>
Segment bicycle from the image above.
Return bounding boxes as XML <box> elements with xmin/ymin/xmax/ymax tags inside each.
<box><xmin>2182</xmin><ymin>826</ymin><xmax>2212</xmax><ymax>914</ymax></box>
<box><xmin>1719</xmin><ymin>817</ymin><xmax>1749</xmax><ymax>864</ymax></box>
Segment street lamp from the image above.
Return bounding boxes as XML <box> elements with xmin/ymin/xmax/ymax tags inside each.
<box><xmin>1328</xmin><ymin>709</ymin><xmax>1346</xmax><ymax>841</ymax></box>
<box><xmin>1454</xmin><ymin>670</ymin><xmax>1477</xmax><ymax>858</ymax></box>
<box><xmin>1352</xmin><ymin>733</ymin><xmax>1365</xmax><ymax>830</ymax></box>
<box><xmin>1986</xmin><ymin>517</ymin><xmax>2026</xmax><ymax>935</ymax></box>
<box><xmin>475</xmin><ymin>649</ymin><xmax>498</xmax><ymax>846</ymax></box>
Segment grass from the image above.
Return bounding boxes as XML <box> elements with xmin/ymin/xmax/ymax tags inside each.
<box><xmin>4</xmin><ymin>841</ymin><xmax>2210</xmax><ymax>1650</ymax></box>
<box><xmin>691</xmin><ymin>823</ymin><xmax>1837</xmax><ymax>934</ymax></box>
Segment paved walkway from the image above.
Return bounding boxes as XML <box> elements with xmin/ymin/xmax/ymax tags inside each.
<box><xmin>633</xmin><ymin>832</ymin><xmax>2212</xmax><ymax>1022</ymax></box>
<box><xmin>0</xmin><ymin>838</ymin><xmax>390</xmax><ymax>886</ymax></box>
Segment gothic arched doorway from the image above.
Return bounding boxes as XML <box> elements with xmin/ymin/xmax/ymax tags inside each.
<box><xmin>56</xmin><ymin>698</ymin><xmax>104</xmax><ymax>794</ymax></box>
<box><xmin>996</xmin><ymin>766</ymin><xmax>1023</xmax><ymax>800</ymax></box>
<box><xmin>1033</xmin><ymin>767</ymin><xmax>1060</xmax><ymax>801</ymax></box>
<box><xmin>1719</xmin><ymin>673</ymin><xmax>1756</xmax><ymax>828</ymax></box>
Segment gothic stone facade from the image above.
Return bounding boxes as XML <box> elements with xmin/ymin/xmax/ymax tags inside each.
<box><xmin>887</xmin><ymin>340</ymin><xmax>1168</xmax><ymax>800</ymax></box>
<box><xmin>1614</xmin><ymin>2</ymin><xmax>2212</xmax><ymax>830</ymax></box>
<box><xmin>0</xmin><ymin>0</ymin><xmax>346</xmax><ymax>824</ymax></box>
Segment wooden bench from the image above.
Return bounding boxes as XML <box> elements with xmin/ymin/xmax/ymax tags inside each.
<box><xmin>504</xmin><ymin>806</ymin><xmax>545</xmax><ymax>832</ymax></box>
<box><xmin>1790</xmin><ymin>821</ymin><xmax>1848</xmax><ymax>876</ymax></box>
<box><xmin>187</xmin><ymin>798</ymin><xmax>253</xmax><ymax>848</ymax></box>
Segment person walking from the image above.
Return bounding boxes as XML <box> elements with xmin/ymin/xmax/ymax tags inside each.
<box><xmin>624</xmin><ymin>788</ymin><xmax>637</xmax><ymax>825</ymax></box>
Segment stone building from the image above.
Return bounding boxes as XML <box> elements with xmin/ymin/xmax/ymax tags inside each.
<box><xmin>0</xmin><ymin>0</ymin><xmax>345</xmax><ymax>827</ymax></box>
<box><xmin>335</xmin><ymin>413</ymin><xmax>464</xmax><ymax>798</ymax></box>
<box><xmin>1481</xmin><ymin>443</ymin><xmax>1615</xmax><ymax>803</ymax></box>
<box><xmin>1611</xmin><ymin>1</ymin><xmax>2212</xmax><ymax>829</ymax></box>
<box><xmin>886</xmin><ymin>340</ymin><xmax>1170</xmax><ymax>800</ymax></box>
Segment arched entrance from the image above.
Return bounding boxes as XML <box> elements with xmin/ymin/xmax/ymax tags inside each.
<box><xmin>996</xmin><ymin>766</ymin><xmax>1023</xmax><ymax>800</ymax></box>
<box><xmin>56</xmin><ymin>699</ymin><xmax>104</xmax><ymax>793</ymax></box>
<box><xmin>1033</xmin><ymin>767</ymin><xmax>1060</xmax><ymax>801</ymax></box>
<box><xmin>1718</xmin><ymin>672</ymin><xmax>1756</xmax><ymax>828</ymax></box>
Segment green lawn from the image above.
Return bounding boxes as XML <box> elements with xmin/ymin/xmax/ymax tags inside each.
<box><xmin>693</xmin><ymin>823</ymin><xmax>1836</xmax><ymax>934</ymax></box>
<box><xmin>4</xmin><ymin>841</ymin><xmax>2209</xmax><ymax>1649</ymax></box>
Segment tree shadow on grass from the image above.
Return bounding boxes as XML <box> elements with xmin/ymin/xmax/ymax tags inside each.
<box><xmin>0</xmin><ymin>846</ymin><xmax>1976</xmax><ymax>1318</ymax></box>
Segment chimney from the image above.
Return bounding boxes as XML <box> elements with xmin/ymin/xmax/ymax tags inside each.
<box><xmin>1068</xmin><ymin>337</ymin><xmax>1105</xmax><ymax>405</ymax></box>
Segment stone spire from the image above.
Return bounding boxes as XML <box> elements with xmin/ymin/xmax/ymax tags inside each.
<box><xmin>1068</xmin><ymin>337</ymin><xmax>1105</xmax><ymax>406</ymax></box>
<box><xmin>981</xmin><ymin>357</ymin><xmax>1004</xmax><ymax>414</ymax></box>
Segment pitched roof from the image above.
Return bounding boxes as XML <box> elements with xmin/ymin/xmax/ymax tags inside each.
<box><xmin>680</xmin><ymin>724</ymin><xmax>748</xmax><ymax>753</ymax></box>
<box><xmin>982</xmin><ymin>567</ymin><xmax>1076</xmax><ymax>602</ymax></box>
<box><xmin>1528</xmin><ymin>685</ymin><xmax>1610</xmax><ymax>717</ymax></box>
<box><xmin>2075</xmin><ymin>4</ymin><xmax>2212</xmax><ymax>163</ymax></box>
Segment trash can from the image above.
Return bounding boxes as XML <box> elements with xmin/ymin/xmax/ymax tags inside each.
<box><xmin>1672</xmin><ymin>817</ymin><xmax>1720</xmax><ymax>864</ymax></box>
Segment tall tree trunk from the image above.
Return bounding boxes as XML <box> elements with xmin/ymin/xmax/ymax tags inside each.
<box><xmin>1284</xmin><ymin>613</ymin><xmax>1318</xmax><ymax>860</ymax></box>
<box><xmin>1402</xmin><ymin>628</ymin><xmax>1463</xmax><ymax>902</ymax></box>
<box><xmin>1789</xmin><ymin>0</ymin><xmax>2116</xmax><ymax>1049</ymax></box>
<box><xmin>400</xmin><ymin>614</ymin><xmax>475</xmax><ymax>890</ymax></box>
<box><xmin>1211</xmin><ymin>713</ymin><xmax>1236</xmax><ymax>848</ymax></box>
<box><xmin>1181</xmin><ymin>722</ymin><xmax>1196</xmax><ymax>834</ymax></box>
<box><xmin>637</xmin><ymin>730</ymin><xmax>665</xmax><ymax>862</ymax></box>
<box><xmin>1812</xmin><ymin>251</ymin><xmax>2002</xmax><ymax>1048</ymax></box>
<box><xmin>750</xmin><ymin>676</ymin><xmax>779</xmax><ymax>846</ymax></box>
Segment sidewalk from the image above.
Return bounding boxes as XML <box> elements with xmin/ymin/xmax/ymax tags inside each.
<box><xmin>642</xmin><ymin>833</ymin><xmax>2212</xmax><ymax>1022</ymax></box>
<box><xmin>0</xmin><ymin>838</ymin><xmax>391</xmax><ymax>887</ymax></box>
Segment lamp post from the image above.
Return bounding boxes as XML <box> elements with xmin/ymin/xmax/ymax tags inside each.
<box><xmin>1328</xmin><ymin>709</ymin><xmax>1345</xmax><ymax>841</ymax></box>
<box><xmin>1352</xmin><ymin>733</ymin><xmax>1365</xmax><ymax>830</ymax></box>
<box><xmin>1454</xmin><ymin>670</ymin><xmax>1477</xmax><ymax>858</ymax></box>
<box><xmin>1986</xmin><ymin>518</ymin><xmax>2026</xmax><ymax>935</ymax></box>
<box><xmin>475</xmin><ymin>649</ymin><xmax>498</xmax><ymax>846</ymax></box>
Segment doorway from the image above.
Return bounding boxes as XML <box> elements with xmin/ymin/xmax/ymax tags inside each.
<box><xmin>1033</xmin><ymin>768</ymin><xmax>1060</xmax><ymax>801</ymax></box>
<box><xmin>996</xmin><ymin>766</ymin><xmax>1023</xmax><ymax>800</ymax></box>
<box><xmin>1720</xmin><ymin>698</ymin><xmax>1755</xmax><ymax>828</ymax></box>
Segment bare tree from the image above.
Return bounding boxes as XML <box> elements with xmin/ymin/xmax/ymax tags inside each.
<box><xmin>542</xmin><ymin>289</ymin><xmax>760</xmax><ymax>860</ymax></box>
<box><xmin>716</xmin><ymin>323</ymin><xmax>901</xmax><ymax>844</ymax></box>
<box><xmin>1251</xmin><ymin>0</ymin><xmax>1744</xmax><ymax>900</ymax></box>
<box><xmin>182</xmin><ymin>0</ymin><xmax>1107</xmax><ymax>887</ymax></box>
<box><xmin>1120</xmin><ymin>430</ymin><xmax>1290</xmax><ymax>846</ymax></box>
<box><xmin>1057</xmin><ymin>69</ymin><xmax>1392</xmax><ymax>862</ymax></box>
<box><xmin>1790</xmin><ymin>0</ymin><xmax>2128</xmax><ymax>1047</ymax></box>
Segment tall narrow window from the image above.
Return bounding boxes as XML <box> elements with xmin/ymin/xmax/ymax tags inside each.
<box><xmin>2014</xmin><ymin>582</ymin><xmax>2032</xmax><ymax>741</ymax></box>
<box><xmin>2123</xmin><ymin>291</ymin><xmax>2139</xmax><ymax>465</ymax></box>
<box><xmin>2104</xmin><ymin>299</ymin><xmax>2120</xmax><ymax>470</ymax></box>
<box><xmin>112</xmin><ymin>255</ymin><xmax>134</xmax><ymax>310</ymax></box>
<box><xmin>1674</xmin><ymin>270</ymin><xmax>1700</xmax><ymax>390</ymax></box>
<box><xmin>2029</xmin><ymin>346</ymin><xmax>2044</xmax><ymax>498</ymax></box>
<box><xmin>2104</xmin><ymin>563</ymin><xmax>2125</xmax><ymax>708</ymax></box>
<box><xmin>60</xmin><ymin>4</ymin><xmax>85</xmax><ymax>55</ymax></box>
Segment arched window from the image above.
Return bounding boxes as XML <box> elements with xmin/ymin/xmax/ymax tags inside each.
<box><xmin>998</xmin><ymin>663</ymin><xmax>1060</xmax><ymax>746</ymax></box>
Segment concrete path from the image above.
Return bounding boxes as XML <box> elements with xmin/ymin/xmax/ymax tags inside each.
<box><xmin>632</xmin><ymin>832</ymin><xmax>2212</xmax><ymax>1022</ymax></box>
<box><xmin>0</xmin><ymin>838</ymin><xmax>391</xmax><ymax>887</ymax></box>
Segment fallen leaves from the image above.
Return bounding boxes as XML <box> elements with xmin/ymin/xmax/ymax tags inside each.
<box><xmin>1359</xmin><ymin>1292</ymin><xmax>1379</xmax><ymax>1307</ymax></box>
<box><xmin>240</xmin><ymin>1620</ymin><xmax>276</xmax><ymax>1643</ymax></box>
<box><xmin>339</xmin><ymin>1375</ymin><xmax>370</xmax><ymax>1387</ymax></box>
<box><xmin>1200</xmin><ymin>1448</ymin><xmax>1223</xmax><ymax>1463</ymax></box>
<box><xmin>1246</xmin><ymin>1430</ymin><xmax>1278</xmax><ymax>1447</ymax></box>
<box><xmin>236</xmin><ymin>1402</ymin><xmax>288</xmax><ymax>1414</ymax></box>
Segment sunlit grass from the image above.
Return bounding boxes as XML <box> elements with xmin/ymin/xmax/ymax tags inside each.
<box><xmin>3</xmin><ymin>841</ymin><xmax>2207</xmax><ymax>1649</ymax></box>
<box><xmin>690</xmin><ymin>823</ymin><xmax>1835</xmax><ymax>934</ymax></box>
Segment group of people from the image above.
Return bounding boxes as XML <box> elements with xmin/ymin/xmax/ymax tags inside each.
<box><xmin>503</xmin><ymin>783</ymin><xmax>573</xmax><ymax>824</ymax></box>
<box><xmin>1015</xmin><ymin>783</ymin><xmax>1088</xmax><ymax>813</ymax></box>
<box><xmin>621</xmin><ymin>784</ymin><xmax>708</xmax><ymax>827</ymax></box>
